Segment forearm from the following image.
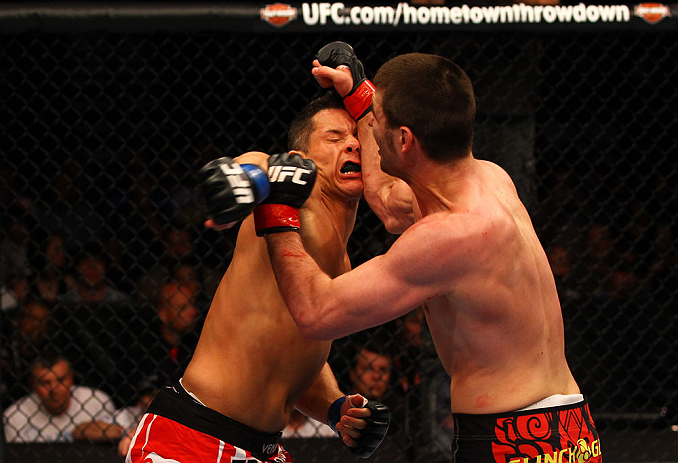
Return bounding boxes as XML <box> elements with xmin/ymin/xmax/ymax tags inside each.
<box><xmin>358</xmin><ymin>119</ymin><xmax>414</xmax><ymax>233</ymax></box>
<box><xmin>265</xmin><ymin>232</ymin><xmax>337</xmax><ymax>339</ymax></box>
<box><xmin>73</xmin><ymin>421</ymin><xmax>124</xmax><ymax>441</ymax></box>
<box><xmin>294</xmin><ymin>363</ymin><xmax>344</xmax><ymax>423</ymax></box>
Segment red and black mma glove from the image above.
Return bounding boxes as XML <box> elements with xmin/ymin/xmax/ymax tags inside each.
<box><xmin>197</xmin><ymin>157</ymin><xmax>270</xmax><ymax>226</ymax></box>
<box><xmin>316</xmin><ymin>41</ymin><xmax>375</xmax><ymax>121</ymax></box>
<box><xmin>254</xmin><ymin>152</ymin><xmax>317</xmax><ymax>236</ymax></box>
<box><xmin>327</xmin><ymin>396</ymin><xmax>391</xmax><ymax>459</ymax></box>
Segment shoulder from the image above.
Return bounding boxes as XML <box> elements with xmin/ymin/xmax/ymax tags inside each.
<box><xmin>388</xmin><ymin>210</ymin><xmax>506</xmax><ymax>276</ymax></box>
<box><xmin>3</xmin><ymin>396</ymin><xmax>26</xmax><ymax>415</ymax></box>
<box><xmin>398</xmin><ymin>211</ymin><xmax>487</xmax><ymax>253</ymax></box>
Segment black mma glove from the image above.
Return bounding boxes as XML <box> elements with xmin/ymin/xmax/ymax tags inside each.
<box><xmin>253</xmin><ymin>152</ymin><xmax>316</xmax><ymax>236</ymax></box>
<box><xmin>316</xmin><ymin>41</ymin><xmax>375</xmax><ymax>120</ymax></box>
<box><xmin>327</xmin><ymin>396</ymin><xmax>391</xmax><ymax>459</ymax></box>
<box><xmin>197</xmin><ymin>157</ymin><xmax>270</xmax><ymax>226</ymax></box>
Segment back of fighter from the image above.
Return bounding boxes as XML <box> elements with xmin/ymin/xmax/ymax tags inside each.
<box><xmin>126</xmin><ymin>150</ymin><xmax>390</xmax><ymax>462</ymax></box>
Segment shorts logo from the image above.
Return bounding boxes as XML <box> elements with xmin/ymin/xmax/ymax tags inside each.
<box><xmin>261</xmin><ymin>443</ymin><xmax>278</xmax><ymax>455</ymax></box>
<box><xmin>261</xmin><ymin>3</ymin><xmax>297</xmax><ymax>27</ymax></box>
<box><xmin>633</xmin><ymin>3</ymin><xmax>670</xmax><ymax>23</ymax></box>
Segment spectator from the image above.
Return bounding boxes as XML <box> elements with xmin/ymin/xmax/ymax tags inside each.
<box><xmin>3</xmin><ymin>351</ymin><xmax>116</xmax><ymax>443</ymax></box>
<box><xmin>348</xmin><ymin>341</ymin><xmax>392</xmax><ymax>402</ymax></box>
<box><xmin>1</xmin><ymin>214</ymin><xmax>31</xmax><ymax>282</ymax></box>
<box><xmin>392</xmin><ymin>307</ymin><xmax>427</xmax><ymax>395</ymax></box>
<box><xmin>546</xmin><ymin>243</ymin><xmax>585</xmax><ymax>305</ymax></box>
<box><xmin>127</xmin><ymin>281</ymin><xmax>202</xmax><ymax>388</ymax></box>
<box><xmin>1</xmin><ymin>300</ymin><xmax>70</xmax><ymax>405</ymax></box>
<box><xmin>27</xmin><ymin>231</ymin><xmax>74</xmax><ymax>304</ymax></box>
<box><xmin>136</xmin><ymin>227</ymin><xmax>219</xmax><ymax>305</ymax></box>
<box><xmin>58</xmin><ymin>244</ymin><xmax>131</xmax><ymax>306</ymax></box>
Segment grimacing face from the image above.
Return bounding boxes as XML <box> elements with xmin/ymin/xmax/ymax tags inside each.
<box><xmin>305</xmin><ymin>108</ymin><xmax>362</xmax><ymax>201</ymax></box>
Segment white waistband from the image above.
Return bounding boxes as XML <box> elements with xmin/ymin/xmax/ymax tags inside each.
<box><xmin>179</xmin><ymin>377</ymin><xmax>207</xmax><ymax>407</ymax></box>
<box><xmin>518</xmin><ymin>393</ymin><xmax>584</xmax><ymax>411</ymax></box>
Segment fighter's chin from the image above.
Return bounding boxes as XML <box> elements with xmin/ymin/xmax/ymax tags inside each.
<box><xmin>337</xmin><ymin>174</ymin><xmax>364</xmax><ymax>198</ymax></box>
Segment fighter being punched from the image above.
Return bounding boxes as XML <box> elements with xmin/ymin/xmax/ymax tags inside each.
<box><xmin>260</xmin><ymin>42</ymin><xmax>602</xmax><ymax>463</ymax></box>
<box><xmin>126</xmin><ymin>92</ymin><xmax>390</xmax><ymax>463</ymax></box>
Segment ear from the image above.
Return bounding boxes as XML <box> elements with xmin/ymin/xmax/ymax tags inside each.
<box><xmin>399</xmin><ymin>126</ymin><xmax>416</xmax><ymax>154</ymax></box>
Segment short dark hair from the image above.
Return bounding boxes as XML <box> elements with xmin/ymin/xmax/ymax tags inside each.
<box><xmin>374</xmin><ymin>53</ymin><xmax>476</xmax><ymax>162</ymax></box>
<box><xmin>31</xmin><ymin>349</ymin><xmax>70</xmax><ymax>375</ymax></box>
<box><xmin>287</xmin><ymin>91</ymin><xmax>345</xmax><ymax>152</ymax></box>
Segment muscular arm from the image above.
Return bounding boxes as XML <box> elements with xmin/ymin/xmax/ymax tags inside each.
<box><xmin>265</xmin><ymin>216</ymin><xmax>455</xmax><ymax>340</ymax></box>
<box><xmin>358</xmin><ymin>116</ymin><xmax>415</xmax><ymax>234</ymax></box>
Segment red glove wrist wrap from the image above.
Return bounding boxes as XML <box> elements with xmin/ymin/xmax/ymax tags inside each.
<box><xmin>254</xmin><ymin>204</ymin><xmax>300</xmax><ymax>234</ymax></box>
<box><xmin>343</xmin><ymin>79</ymin><xmax>375</xmax><ymax>120</ymax></box>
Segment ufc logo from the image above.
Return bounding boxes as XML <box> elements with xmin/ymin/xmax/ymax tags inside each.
<box><xmin>268</xmin><ymin>165</ymin><xmax>311</xmax><ymax>185</ymax></box>
<box><xmin>220</xmin><ymin>163</ymin><xmax>255</xmax><ymax>204</ymax></box>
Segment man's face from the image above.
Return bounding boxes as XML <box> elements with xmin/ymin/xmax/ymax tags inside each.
<box><xmin>369</xmin><ymin>93</ymin><xmax>399</xmax><ymax>177</ymax></box>
<box><xmin>78</xmin><ymin>256</ymin><xmax>105</xmax><ymax>288</ymax></box>
<box><xmin>306</xmin><ymin>108</ymin><xmax>362</xmax><ymax>200</ymax></box>
<box><xmin>350</xmin><ymin>349</ymin><xmax>391</xmax><ymax>400</ymax></box>
<box><xmin>32</xmin><ymin>360</ymin><xmax>73</xmax><ymax>416</ymax></box>
<box><xmin>19</xmin><ymin>302</ymin><xmax>50</xmax><ymax>343</ymax></box>
<box><xmin>159</xmin><ymin>285</ymin><xmax>198</xmax><ymax>334</ymax></box>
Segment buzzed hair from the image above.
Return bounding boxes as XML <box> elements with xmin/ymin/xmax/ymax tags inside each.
<box><xmin>287</xmin><ymin>91</ymin><xmax>345</xmax><ymax>152</ymax></box>
<box><xmin>374</xmin><ymin>53</ymin><xmax>476</xmax><ymax>162</ymax></box>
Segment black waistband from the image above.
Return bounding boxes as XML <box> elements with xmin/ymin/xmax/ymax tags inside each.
<box><xmin>146</xmin><ymin>383</ymin><xmax>282</xmax><ymax>459</ymax></box>
<box><xmin>453</xmin><ymin>398</ymin><xmax>591</xmax><ymax>438</ymax></box>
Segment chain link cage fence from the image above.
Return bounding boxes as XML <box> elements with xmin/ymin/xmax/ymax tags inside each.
<box><xmin>1</xmin><ymin>3</ymin><xmax>677</xmax><ymax>462</ymax></box>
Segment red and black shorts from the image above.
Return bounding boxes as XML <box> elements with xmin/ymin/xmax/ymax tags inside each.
<box><xmin>452</xmin><ymin>399</ymin><xmax>602</xmax><ymax>463</ymax></box>
<box><xmin>127</xmin><ymin>383</ymin><xmax>290</xmax><ymax>463</ymax></box>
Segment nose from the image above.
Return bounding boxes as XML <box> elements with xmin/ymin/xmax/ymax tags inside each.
<box><xmin>347</xmin><ymin>138</ymin><xmax>360</xmax><ymax>154</ymax></box>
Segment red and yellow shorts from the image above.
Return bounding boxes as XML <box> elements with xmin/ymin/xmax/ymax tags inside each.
<box><xmin>452</xmin><ymin>399</ymin><xmax>602</xmax><ymax>463</ymax></box>
<box><xmin>127</xmin><ymin>384</ymin><xmax>290</xmax><ymax>463</ymax></box>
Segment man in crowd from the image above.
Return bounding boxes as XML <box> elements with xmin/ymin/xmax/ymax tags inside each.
<box><xmin>3</xmin><ymin>350</ymin><xmax>117</xmax><ymax>443</ymax></box>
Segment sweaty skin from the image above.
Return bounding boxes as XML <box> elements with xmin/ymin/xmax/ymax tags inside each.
<box><xmin>182</xmin><ymin>108</ymin><xmax>367</xmax><ymax>435</ymax></box>
<box><xmin>265</xmin><ymin>65</ymin><xmax>580</xmax><ymax>415</ymax></box>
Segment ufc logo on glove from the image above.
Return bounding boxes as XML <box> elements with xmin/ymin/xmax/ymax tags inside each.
<box><xmin>268</xmin><ymin>165</ymin><xmax>313</xmax><ymax>185</ymax></box>
<box><xmin>219</xmin><ymin>163</ymin><xmax>256</xmax><ymax>204</ymax></box>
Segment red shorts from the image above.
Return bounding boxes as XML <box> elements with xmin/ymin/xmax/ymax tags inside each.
<box><xmin>127</xmin><ymin>413</ymin><xmax>291</xmax><ymax>463</ymax></box>
<box><xmin>452</xmin><ymin>399</ymin><xmax>602</xmax><ymax>463</ymax></box>
<box><xmin>127</xmin><ymin>384</ymin><xmax>290</xmax><ymax>463</ymax></box>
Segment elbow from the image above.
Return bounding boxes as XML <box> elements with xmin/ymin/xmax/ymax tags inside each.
<box><xmin>296</xmin><ymin>317</ymin><xmax>334</xmax><ymax>341</ymax></box>
<box><xmin>292</xmin><ymin>302</ymin><xmax>337</xmax><ymax>341</ymax></box>
<box><xmin>383</xmin><ymin>216</ymin><xmax>408</xmax><ymax>235</ymax></box>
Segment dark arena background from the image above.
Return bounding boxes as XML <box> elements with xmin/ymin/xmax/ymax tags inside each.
<box><xmin>1</xmin><ymin>2</ymin><xmax>677</xmax><ymax>462</ymax></box>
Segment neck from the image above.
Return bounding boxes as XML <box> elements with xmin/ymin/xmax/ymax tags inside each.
<box><xmin>407</xmin><ymin>155</ymin><xmax>476</xmax><ymax>217</ymax></box>
<box><xmin>307</xmin><ymin>192</ymin><xmax>360</xmax><ymax>246</ymax></box>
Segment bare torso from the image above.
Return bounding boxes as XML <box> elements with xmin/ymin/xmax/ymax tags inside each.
<box><xmin>417</xmin><ymin>160</ymin><xmax>579</xmax><ymax>414</ymax></box>
<box><xmin>183</xmin><ymin>205</ymin><xmax>352</xmax><ymax>432</ymax></box>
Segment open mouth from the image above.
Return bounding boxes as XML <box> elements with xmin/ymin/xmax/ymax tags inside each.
<box><xmin>340</xmin><ymin>161</ymin><xmax>361</xmax><ymax>174</ymax></box>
